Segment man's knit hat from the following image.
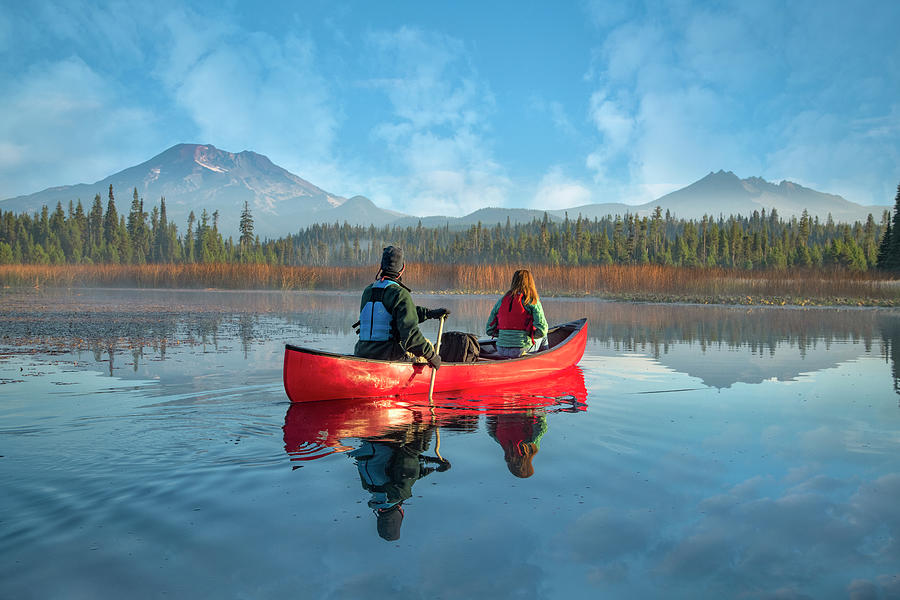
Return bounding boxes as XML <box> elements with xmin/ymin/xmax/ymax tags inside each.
<box><xmin>380</xmin><ymin>246</ymin><xmax>404</xmax><ymax>277</ymax></box>
<box><xmin>376</xmin><ymin>505</ymin><xmax>404</xmax><ymax>541</ymax></box>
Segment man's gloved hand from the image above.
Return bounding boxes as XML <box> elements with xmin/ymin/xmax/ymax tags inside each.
<box><xmin>424</xmin><ymin>456</ymin><xmax>451</xmax><ymax>471</ymax></box>
<box><xmin>427</xmin><ymin>353</ymin><xmax>442</xmax><ymax>370</ymax></box>
<box><xmin>425</xmin><ymin>308</ymin><xmax>451</xmax><ymax>320</ymax></box>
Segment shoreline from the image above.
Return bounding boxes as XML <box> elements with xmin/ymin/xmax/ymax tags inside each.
<box><xmin>1</xmin><ymin>263</ymin><xmax>898</xmax><ymax>308</ymax></box>
<box><xmin>2</xmin><ymin>283</ymin><xmax>898</xmax><ymax>309</ymax></box>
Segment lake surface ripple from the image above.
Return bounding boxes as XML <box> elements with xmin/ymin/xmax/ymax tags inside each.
<box><xmin>1</xmin><ymin>289</ymin><xmax>898</xmax><ymax>599</ymax></box>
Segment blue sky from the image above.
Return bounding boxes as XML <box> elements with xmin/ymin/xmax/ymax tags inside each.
<box><xmin>1</xmin><ymin>0</ymin><xmax>898</xmax><ymax>216</ymax></box>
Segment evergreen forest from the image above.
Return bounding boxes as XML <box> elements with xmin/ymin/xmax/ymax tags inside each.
<box><xmin>3</xmin><ymin>184</ymin><xmax>900</xmax><ymax>273</ymax></box>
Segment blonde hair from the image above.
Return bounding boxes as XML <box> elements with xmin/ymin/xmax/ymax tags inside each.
<box><xmin>504</xmin><ymin>442</ymin><xmax>538</xmax><ymax>478</ymax></box>
<box><xmin>506</xmin><ymin>269</ymin><xmax>539</xmax><ymax>306</ymax></box>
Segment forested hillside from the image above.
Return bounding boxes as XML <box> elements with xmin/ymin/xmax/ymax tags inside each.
<box><xmin>1</xmin><ymin>185</ymin><xmax>896</xmax><ymax>272</ymax></box>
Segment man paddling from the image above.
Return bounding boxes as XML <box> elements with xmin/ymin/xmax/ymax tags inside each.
<box><xmin>354</xmin><ymin>246</ymin><xmax>448</xmax><ymax>369</ymax></box>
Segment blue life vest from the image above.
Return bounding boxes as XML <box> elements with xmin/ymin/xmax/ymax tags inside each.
<box><xmin>358</xmin><ymin>279</ymin><xmax>399</xmax><ymax>342</ymax></box>
<box><xmin>350</xmin><ymin>441</ymin><xmax>397</xmax><ymax>508</ymax></box>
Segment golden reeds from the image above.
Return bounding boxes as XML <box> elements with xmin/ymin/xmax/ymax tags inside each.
<box><xmin>0</xmin><ymin>263</ymin><xmax>897</xmax><ymax>305</ymax></box>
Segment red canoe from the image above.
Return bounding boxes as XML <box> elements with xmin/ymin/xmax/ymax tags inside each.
<box><xmin>283</xmin><ymin>318</ymin><xmax>588</xmax><ymax>403</ymax></box>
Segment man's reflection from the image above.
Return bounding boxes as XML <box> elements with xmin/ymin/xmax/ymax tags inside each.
<box><xmin>350</xmin><ymin>423</ymin><xmax>451</xmax><ymax>541</ymax></box>
<box><xmin>487</xmin><ymin>410</ymin><xmax>547</xmax><ymax>478</ymax></box>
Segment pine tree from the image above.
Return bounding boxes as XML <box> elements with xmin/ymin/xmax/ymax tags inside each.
<box><xmin>239</xmin><ymin>201</ymin><xmax>254</xmax><ymax>261</ymax></box>
<box><xmin>879</xmin><ymin>190</ymin><xmax>900</xmax><ymax>270</ymax></box>
<box><xmin>890</xmin><ymin>184</ymin><xmax>900</xmax><ymax>269</ymax></box>
<box><xmin>89</xmin><ymin>194</ymin><xmax>103</xmax><ymax>252</ymax></box>
<box><xmin>184</xmin><ymin>211</ymin><xmax>196</xmax><ymax>263</ymax></box>
<box><xmin>863</xmin><ymin>213</ymin><xmax>878</xmax><ymax>267</ymax></box>
<box><xmin>155</xmin><ymin>198</ymin><xmax>169</xmax><ymax>262</ymax></box>
<box><xmin>103</xmin><ymin>185</ymin><xmax>119</xmax><ymax>261</ymax></box>
<box><xmin>127</xmin><ymin>188</ymin><xmax>149</xmax><ymax>263</ymax></box>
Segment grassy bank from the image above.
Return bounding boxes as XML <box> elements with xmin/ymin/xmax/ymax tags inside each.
<box><xmin>1</xmin><ymin>263</ymin><xmax>898</xmax><ymax>306</ymax></box>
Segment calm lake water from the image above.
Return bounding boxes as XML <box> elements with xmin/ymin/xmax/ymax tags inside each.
<box><xmin>1</xmin><ymin>288</ymin><xmax>899</xmax><ymax>599</ymax></box>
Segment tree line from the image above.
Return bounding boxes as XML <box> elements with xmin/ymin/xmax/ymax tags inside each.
<box><xmin>0</xmin><ymin>185</ymin><xmax>259</xmax><ymax>266</ymax></box>
<box><xmin>2</xmin><ymin>183</ymin><xmax>900</xmax><ymax>272</ymax></box>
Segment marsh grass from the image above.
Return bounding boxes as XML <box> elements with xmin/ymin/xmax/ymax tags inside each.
<box><xmin>1</xmin><ymin>263</ymin><xmax>897</xmax><ymax>305</ymax></box>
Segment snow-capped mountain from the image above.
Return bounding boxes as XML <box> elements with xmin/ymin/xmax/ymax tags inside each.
<box><xmin>0</xmin><ymin>144</ymin><xmax>404</xmax><ymax>237</ymax></box>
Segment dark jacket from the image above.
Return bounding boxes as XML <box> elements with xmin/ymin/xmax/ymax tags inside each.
<box><xmin>350</xmin><ymin>427</ymin><xmax>437</xmax><ymax>509</ymax></box>
<box><xmin>354</xmin><ymin>278</ymin><xmax>435</xmax><ymax>361</ymax></box>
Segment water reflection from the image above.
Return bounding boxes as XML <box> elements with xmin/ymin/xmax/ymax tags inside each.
<box><xmin>880</xmin><ymin>315</ymin><xmax>900</xmax><ymax>397</ymax></box>
<box><xmin>350</xmin><ymin>423</ymin><xmax>450</xmax><ymax>541</ymax></box>
<box><xmin>283</xmin><ymin>366</ymin><xmax>588</xmax><ymax>540</ymax></box>
<box><xmin>3</xmin><ymin>288</ymin><xmax>900</xmax><ymax>394</ymax></box>
<box><xmin>3</xmin><ymin>290</ymin><xmax>899</xmax><ymax>598</ymax></box>
<box><xmin>488</xmin><ymin>411</ymin><xmax>547</xmax><ymax>478</ymax></box>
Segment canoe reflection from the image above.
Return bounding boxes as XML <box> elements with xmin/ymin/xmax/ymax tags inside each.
<box><xmin>282</xmin><ymin>366</ymin><xmax>587</xmax><ymax>540</ymax></box>
<box><xmin>282</xmin><ymin>366</ymin><xmax>587</xmax><ymax>462</ymax></box>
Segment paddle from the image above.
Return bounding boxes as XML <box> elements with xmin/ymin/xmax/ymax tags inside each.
<box><xmin>428</xmin><ymin>314</ymin><xmax>447</xmax><ymax>401</ymax></box>
<box><xmin>429</xmin><ymin>314</ymin><xmax>447</xmax><ymax>463</ymax></box>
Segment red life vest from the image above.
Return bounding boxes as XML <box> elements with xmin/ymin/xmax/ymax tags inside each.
<box><xmin>493</xmin><ymin>414</ymin><xmax>541</xmax><ymax>453</ymax></box>
<box><xmin>494</xmin><ymin>293</ymin><xmax>535</xmax><ymax>342</ymax></box>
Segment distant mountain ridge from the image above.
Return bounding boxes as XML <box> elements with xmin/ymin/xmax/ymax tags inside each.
<box><xmin>547</xmin><ymin>170</ymin><xmax>882</xmax><ymax>225</ymax></box>
<box><xmin>0</xmin><ymin>144</ymin><xmax>404</xmax><ymax>237</ymax></box>
<box><xmin>1</xmin><ymin>146</ymin><xmax>885</xmax><ymax>238</ymax></box>
<box><xmin>634</xmin><ymin>170</ymin><xmax>880</xmax><ymax>223</ymax></box>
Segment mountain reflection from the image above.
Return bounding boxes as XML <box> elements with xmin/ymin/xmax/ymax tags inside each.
<box><xmin>282</xmin><ymin>367</ymin><xmax>587</xmax><ymax>540</ymax></box>
<box><xmin>581</xmin><ymin>304</ymin><xmax>900</xmax><ymax>390</ymax></box>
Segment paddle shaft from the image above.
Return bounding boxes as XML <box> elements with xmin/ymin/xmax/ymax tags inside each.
<box><xmin>428</xmin><ymin>314</ymin><xmax>446</xmax><ymax>400</ymax></box>
<box><xmin>429</xmin><ymin>314</ymin><xmax>447</xmax><ymax>460</ymax></box>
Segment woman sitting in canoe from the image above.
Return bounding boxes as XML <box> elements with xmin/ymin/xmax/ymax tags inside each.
<box><xmin>354</xmin><ymin>245</ymin><xmax>449</xmax><ymax>368</ymax></box>
<box><xmin>484</xmin><ymin>269</ymin><xmax>549</xmax><ymax>358</ymax></box>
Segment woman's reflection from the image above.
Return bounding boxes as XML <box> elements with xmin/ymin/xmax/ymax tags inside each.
<box><xmin>350</xmin><ymin>422</ymin><xmax>450</xmax><ymax>541</ymax></box>
<box><xmin>487</xmin><ymin>410</ymin><xmax>547</xmax><ymax>478</ymax></box>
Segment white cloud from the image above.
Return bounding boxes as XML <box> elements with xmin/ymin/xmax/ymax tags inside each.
<box><xmin>586</xmin><ymin>90</ymin><xmax>636</xmax><ymax>185</ymax></box>
<box><xmin>366</xmin><ymin>28</ymin><xmax>479</xmax><ymax>130</ymax></box>
<box><xmin>532</xmin><ymin>167</ymin><xmax>593</xmax><ymax>210</ymax></box>
<box><xmin>584</xmin><ymin>22</ymin><xmax>765</xmax><ymax>203</ymax></box>
<box><xmin>653</xmin><ymin>472</ymin><xmax>900</xmax><ymax>595</ymax></box>
<box><xmin>0</xmin><ymin>56</ymin><xmax>160</xmax><ymax>196</ymax></box>
<box><xmin>361</xmin><ymin>27</ymin><xmax>510</xmax><ymax>216</ymax></box>
<box><xmin>589</xmin><ymin>90</ymin><xmax>634</xmax><ymax>151</ymax></box>
<box><xmin>766</xmin><ymin>106</ymin><xmax>900</xmax><ymax>205</ymax></box>
<box><xmin>16</xmin><ymin>1</ymin><xmax>148</xmax><ymax>68</ymax></box>
<box><xmin>681</xmin><ymin>5</ymin><xmax>780</xmax><ymax>91</ymax></box>
<box><xmin>594</xmin><ymin>21</ymin><xmax>670</xmax><ymax>90</ymax></box>
<box><xmin>635</xmin><ymin>87</ymin><xmax>755</xmax><ymax>185</ymax></box>
<box><xmin>0</xmin><ymin>3</ymin><xmax>345</xmax><ymax>198</ymax></box>
<box><xmin>156</xmin><ymin>11</ymin><xmax>339</xmax><ymax>181</ymax></box>
<box><xmin>582</xmin><ymin>1</ymin><xmax>900</xmax><ymax>206</ymax></box>
<box><xmin>366</xmin><ymin>162</ymin><xmax>510</xmax><ymax>218</ymax></box>
<box><xmin>583</xmin><ymin>0</ymin><xmax>632</xmax><ymax>30</ymax></box>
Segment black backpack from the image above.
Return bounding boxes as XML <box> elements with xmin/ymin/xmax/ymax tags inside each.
<box><xmin>439</xmin><ymin>332</ymin><xmax>481</xmax><ymax>363</ymax></box>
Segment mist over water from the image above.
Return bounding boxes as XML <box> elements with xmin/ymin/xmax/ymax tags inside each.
<box><xmin>1</xmin><ymin>289</ymin><xmax>898</xmax><ymax>599</ymax></box>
